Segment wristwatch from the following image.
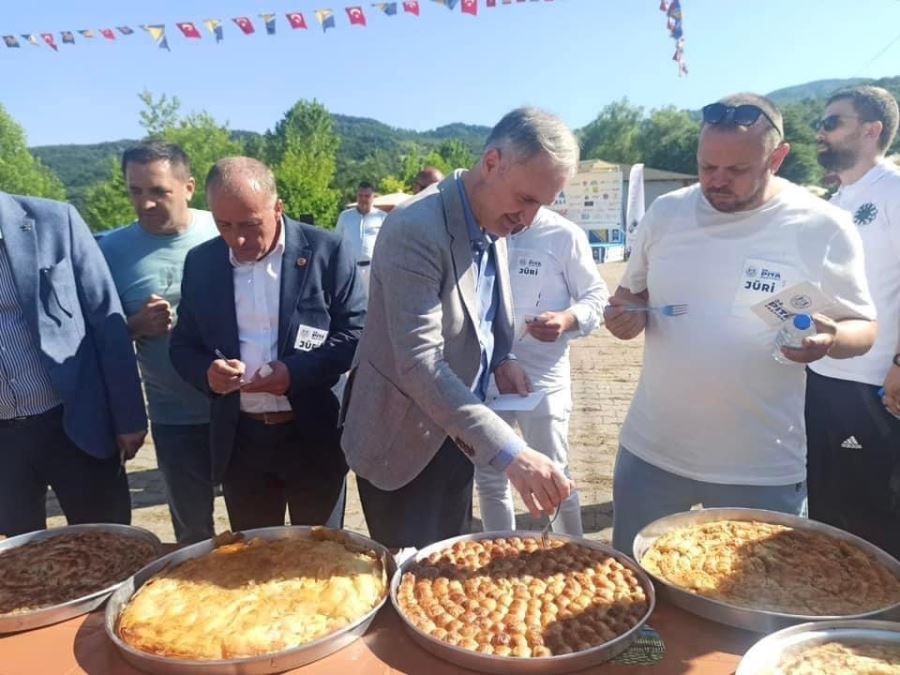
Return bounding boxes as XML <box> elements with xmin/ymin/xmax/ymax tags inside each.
<box><xmin>894</xmin><ymin>353</ymin><xmax>900</xmax><ymax>368</ymax></box>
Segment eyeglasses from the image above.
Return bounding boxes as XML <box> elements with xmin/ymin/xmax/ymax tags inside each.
<box><xmin>814</xmin><ymin>114</ymin><xmax>861</xmax><ymax>132</ymax></box>
<box><xmin>701</xmin><ymin>102</ymin><xmax>782</xmax><ymax>138</ymax></box>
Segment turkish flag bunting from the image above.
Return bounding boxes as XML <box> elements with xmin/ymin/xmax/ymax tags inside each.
<box><xmin>233</xmin><ymin>17</ymin><xmax>255</xmax><ymax>34</ymax></box>
<box><xmin>462</xmin><ymin>0</ymin><xmax>478</xmax><ymax>14</ymax></box>
<box><xmin>346</xmin><ymin>6</ymin><xmax>367</xmax><ymax>25</ymax></box>
<box><xmin>177</xmin><ymin>22</ymin><xmax>202</xmax><ymax>39</ymax></box>
<box><xmin>286</xmin><ymin>12</ymin><xmax>308</xmax><ymax>29</ymax></box>
<box><xmin>41</xmin><ymin>33</ymin><xmax>58</xmax><ymax>50</ymax></box>
<box><xmin>403</xmin><ymin>1</ymin><xmax>420</xmax><ymax>16</ymax></box>
<box><xmin>100</xmin><ymin>28</ymin><xmax>116</xmax><ymax>40</ymax></box>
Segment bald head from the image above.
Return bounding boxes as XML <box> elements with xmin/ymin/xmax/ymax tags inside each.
<box><xmin>412</xmin><ymin>167</ymin><xmax>444</xmax><ymax>194</ymax></box>
<box><xmin>206</xmin><ymin>156</ymin><xmax>278</xmax><ymax>206</ymax></box>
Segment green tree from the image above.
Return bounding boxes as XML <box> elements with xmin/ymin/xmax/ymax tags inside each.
<box><xmin>435</xmin><ymin>139</ymin><xmax>474</xmax><ymax>173</ymax></box>
<box><xmin>636</xmin><ymin>107</ymin><xmax>699</xmax><ymax>175</ymax></box>
<box><xmin>0</xmin><ymin>103</ymin><xmax>66</xmax><ymax>200</ymax></box>
<box><xmin>779</xmin><ymin>105</ymin><xmax>823</xmax><ymax>185</ymax></box>
<box><xmin>138</xmin><ymin>90</ymin><xmax>181</xmax><ymax>139</ymax></box>
<box><xmin>580</xmin><ymin>99</ymin><xmax>643</xmax><ymax>164</ymax></box>
<box><xmin>82</xmin><ymin>157</ymin><xmax>133</xmax><ymax>231</ymax></box>
<box><xmin>266</xmin><ymin>100</ymin><xmax>342</xmax><ymax>228</ymax></box>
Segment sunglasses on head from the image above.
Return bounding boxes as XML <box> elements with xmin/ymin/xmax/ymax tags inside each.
<box><xmin>814</xmin><ymin>114</ymin><xmax>861</xmax><ymax>132</ymax></box>
<box><xmin>702</xmin><ymin>102</ymin><xmax>782</xmax><ymax>138</ymax></box>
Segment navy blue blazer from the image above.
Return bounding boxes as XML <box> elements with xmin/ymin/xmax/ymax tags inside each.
<box><xmin>0</xmin><ymin>192</ymin><xmax>146</xmax><ymax>458</ymax></box>
<box><xmin>170</xmin><ymin>217</ymin><xmax>366</xmax><ymax>483</ymax></box>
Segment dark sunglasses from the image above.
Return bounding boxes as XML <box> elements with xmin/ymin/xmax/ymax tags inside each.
<box><xmin>814</xmin><ymin>114</ymin><xmax>861</xmax><ymax>132</ymax></box>
<box><xmin>702</xmin><ymin>102</ymin><xmax>782</xmax><ymax>138</ymax></box>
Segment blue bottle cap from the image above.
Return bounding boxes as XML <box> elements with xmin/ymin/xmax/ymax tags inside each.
<box><xmin>792</xmin><ymin>314</ymin><xmax>813</xmax><ymax>330</ymax></box>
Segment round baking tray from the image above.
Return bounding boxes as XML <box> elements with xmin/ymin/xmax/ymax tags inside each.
<box><xmin>0</xmin><ymin>523</ymin><xmax>162</xmax><ymax>634</ymax></box>
<box><xmin>737</xmin><ymin>619</ymin><xmax>900</xmax><ymax>674</ymax></box>
<box><xmin>105</xmin><ymin>526</ymin><xmax>395</xmax><ymax>675</ymax></box>
<box><xmin>633</xmin><ymin>508</ymin><xmax>900</xmax><ymax>633</ymax></box>
<box><xmin>390</xmin><ymin>531</ymin><xmax>656</xmax><ymax>674</ymax></box>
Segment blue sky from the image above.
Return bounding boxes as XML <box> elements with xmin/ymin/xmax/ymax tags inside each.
<box><xmin>2</xmin><ymin>0</ymin><xmax>899</xmax><ymax>146</ymax></box>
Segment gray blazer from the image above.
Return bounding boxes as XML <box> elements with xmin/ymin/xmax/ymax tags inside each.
<box><xmin>341</xmin><ymin>171</ymin><xmax>520</xmax><ymax>490</ymax></box>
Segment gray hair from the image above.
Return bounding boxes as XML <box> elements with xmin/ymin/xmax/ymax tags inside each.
<box><xmin>484</xmin><ymin>107</ymin><xmax>580</xmax><ymax>175</ymax></box>
<box><xmin>206</xmin><ymin>156</ymin><xmax>278</xmax><ymax>205</ymax></box>
<box><xmin>706</xmin><ymin>93</ymin><xmax>784</xmax><ymax>151</ymax></box>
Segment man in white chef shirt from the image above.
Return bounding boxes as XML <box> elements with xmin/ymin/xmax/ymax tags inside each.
<box><xmin>334</xmin><ymin>181</ymin><xmax>387</xmax><ymax>291</ymax></box>
<box><xmin>474</xmin><ymin>209</ymin><xmax>608</xmax><ymax>536</ymax></box>
<box><xmin>806</xmin><ymin>86</ymin><xmax>900</xmax><ymax>558</ymax></box>
<box><xmin>603</xmin><ymin>93</ymin><xmax>877</xmax><ymax>555</ymax></box>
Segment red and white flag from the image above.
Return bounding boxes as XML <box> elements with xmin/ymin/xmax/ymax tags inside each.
<box><xmin>176</xmin><ymin>22</ymin><xmax>202</xmax><ymax>39</ymax></box>
<box><xmin>100</xmin><ymin>28</ymin><xmax>116</xmax><ymax>40</ymax></box>
<box><xmin>462</xmin><ymin>0</ymin><xmax>478</xmax><ymax>14</ymax></box>
<box><xmin>346</xmin><ymin>6</ymin><xmax>367</xmax><ymax>25</ymax></box>
<box><xmin>233</xmin><ymin>17</ymin><xmax>255</xmax><ymax>34</ymax></box>
<box><xmin>403</xmin><ymin>1</ymin><xmax>420</xmax><ymax>16</ymax></box>
<box><xmin>40</xmin><ymin>33</ymin><xmax>58</xmax><ymax>51</ymax></box>
<box><xmin>286</xmin><ymin>12</ymin><xmax>308</xmax><ymax>29</ymax></box>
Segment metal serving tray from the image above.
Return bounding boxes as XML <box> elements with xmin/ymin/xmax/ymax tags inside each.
<box><xmin>0</xmin><ymin>523</ymin><xmax>162</xmax><ymax>634</ymax></box>
<box><xmin>737</xmin><ymin>619</ymin><xmax>900</xmax><ymax>674</ymax></box>
<box><xmin>633</xmin><ymin>508</ymin><xmax>900</xmax><ymax>633</ymax></box>
<box><xmin>105</xmin><ymin>526</ymin><xmax>396</xmax><ymax>675</ymax></box>
<box><xmin>390</xmin><ymin>531</ymin><xmax>657</xmax><ymax>675</ymax></box>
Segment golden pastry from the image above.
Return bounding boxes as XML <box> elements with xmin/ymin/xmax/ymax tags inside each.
<box><xmin>772</xmin><ymin>641</ymin><xmax>900</xmax><ymax>674</ymax></box>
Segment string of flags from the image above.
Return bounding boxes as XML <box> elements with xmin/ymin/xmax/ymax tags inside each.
<box><xmin>2</xmin><ymin>1</ymin><xmax>557</xmax><ymax>52</ymax></box>
<box><xmin>659</xmin><ymin>0</ymin><xmax>687</xmax><ymax>76</ymax></box>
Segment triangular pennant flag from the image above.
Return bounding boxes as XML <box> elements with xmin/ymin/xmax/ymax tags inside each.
<box><xmin>203</xmin><ymin>19</ymin><xmax>224</xmax><ymax>42</ymax></box>
<box><xmin>432</xmin><ymin>0</ymin><xmax>460</xmax><ymax>8</ymax></box>
<box><xmin>233</xmin><ymin>17</ymin><xmax>255</xmax><ymax>34</ymax></box>
<box><xmin>78</xmin><ymin>29</ymin><xmax>95</xmax><ymax>38</ymax></box>
<box><xmin>346</xmin><ymin>6</ymin><xmax>367</xmax><ymax>25</ymax></box>
<box><xmin>100</xmin><ymin>28</ymin><xmax>116</xmax><ymax>40</ymax></box>
<box><xmin>286</xmin><ymin>12</ymin><xmax>308</xmax><ymax>29</ymax></box>
<box><xmin>177</xmin><ymin>22</ymin><xmax>202</xmax><ymax>39</ymax></box>
<box><xmin>260</xmin><ymin>13</ymin><xmax>277</xmax><ymax>34</ymax></box>
<box><xmin>462</xmin><ymin>0</ymin><xmax>478</xmax><ymax>14</ymax></box>
<box><xmin>61</xmin><ymin>31</ymin><xmax>75</xmax><ymax>44</ymax></box>
<box><xmin>486</xmin><ymin>0</ymin><xmax>496</xmax><ymax>6</ymax></box>
<box><xmin>315</xmin><ymin>10</ymin><xmax>336</xmax><ymax>31</ymax></box>
<box><xmin>403</xmin><ymin>1</ymin><xmax>420</xmax><ymax>14</ymax></box>
<box><xmin>21</xmin><ymin>34</ymin><xmax>39</xmax><ymax>46</ymax></box>
<box><xmin>143</xmin><ymin>25</ymin><xmax>171</xmax><ymax>51</ymax></box>
<box><xmin>373</xmin><ymin>2</ymin><xmax>398</xmax><ymax>15</ymax></box>
<box><xmin>3</xmin><ymin>35</ymin><xmax>21</xmax><ymax>48</ymax></box>
<box><xmin>41</xmin><ymin>33</ymin><xmax>59</xmax><ymax>51</ymax></box>
<box><xmin>117</xmin><ymin>26</ymin><xmax>135</xmax><ymax>35</ymax></box>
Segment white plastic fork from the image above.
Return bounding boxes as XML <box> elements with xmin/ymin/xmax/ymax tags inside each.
<box><xmin>621</xmin><ymin>303</ymin><xmax>688</xmax><ymax>317</ymax></box>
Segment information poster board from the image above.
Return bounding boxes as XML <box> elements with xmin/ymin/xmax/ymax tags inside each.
<box><xmin>549</xmin><ymin>168</ymin><xmax>624</xmax><ymax>230</ymax></box>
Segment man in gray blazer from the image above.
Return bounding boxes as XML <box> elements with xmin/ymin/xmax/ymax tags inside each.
<box><xmin>342</xmin><ymin>108</ymin><xmax>578</xmax><ymax>548</ymax></box>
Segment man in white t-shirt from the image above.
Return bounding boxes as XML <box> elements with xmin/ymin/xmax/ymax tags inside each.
<box><xmin>806</xmin><ymin>86</ymin><xmax>900</xmax><ymax>557</ymax></box>
<box><xmin>604</xmin><ymin>93</ymin><xmax>877</xmax><ymax>555</ymax></box>
<box><xmin>334</xmin><ymin>181</ymin><xmax>387</xmax><ymax>291</ymax></box>
<box><xmin>475</xmin><ymin>209</ymin><xmax>608</xmax><ymax>536</ymax></box>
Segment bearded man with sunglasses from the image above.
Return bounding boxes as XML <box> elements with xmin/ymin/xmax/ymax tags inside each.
<box><xmin>806</xmin><ymin>86</ymin><xmax>900</xmax><ymax>557</ymax></box>
<box><xmin>604</xmin><ymin>93</ymin><xmax>877</xmax><ymax>555</ymax></box>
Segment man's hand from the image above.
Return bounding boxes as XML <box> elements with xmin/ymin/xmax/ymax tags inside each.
<box><xmin>526</xmin><ymin>311</ymin><xmax>577</xmax><ymax>342</ymax></box>
<box><xmin>882</xmin><ymin>365</ymin><xmax>900</xmax><ymax>417</ymax></box>
<box><xmin>241</xmin><ymin>360</ymin><xmax>291</xmax><ymax>396</ymax></box>
<box><xmin>127</xmin><ymin>294</ymin><xmax>172</xmax><ymax>339</ymax></box>
<box><xmin>505</xmin><ymin>447</ymin><xmax>574</xmax><ymax>517</ymax></box>
<box><xmin>117</xmin><ymin>430</ymin><xmax>147</xmax><ymax>461</ymax></box>
<box><xmin>494</xmin><ymin>359</ymin><xmax>532</xmax><ymax>395</ymax></box>
<box><xmin>779</xmin><ymin>314</ymin><xmax>838</xmax><ymax>364</ymax></box>
<box><xmin>603</xmin><ymin>292</ymin><xmax>647</xmax><ymax>340</ymax></box>
<box><xmin>207</xmin><ymin>358</ymin><xmax>246</xmax><ymax>395</ymax></box>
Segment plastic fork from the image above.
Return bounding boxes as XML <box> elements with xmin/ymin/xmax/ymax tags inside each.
<box><xmin>540</xmin><ymin>506</ymin><xmax>560</xmax><ymax>548</ymax></box>
<box><xmin>621</xmin><ymin>304</ymin><xmax>688</xmax><ymax>317</ymax></box>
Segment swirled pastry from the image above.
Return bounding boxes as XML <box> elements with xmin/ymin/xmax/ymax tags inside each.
<box><xmin>0</xmin><ymin>531</ymin><xmax>157</xmax><ymax>615</ymax></box>
<box><xmin>397</xmin><ymin>537</ymin><xmax>648</xmax><ymax>657</ymax></box>
<box><xmin>772</xmin><ymin>641</ymin><xmax>900</xmax><ymax>674</ymax></box>
<box><xmin>118</xmin><ymin>532</ymin><xmax>388</xmax><ymax>659</ymax></box>
<box><xmin>641</xmin><ymin>520</ymin><xmax>900</xmax><ymax>615</ymax></box>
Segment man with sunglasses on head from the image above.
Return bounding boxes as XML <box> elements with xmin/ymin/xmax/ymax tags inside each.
<box><xmin>806</xmin><ymin>86</ymin><xmax>900</xmax><ymax>557</ymax></box>
<box><xmin>604</xmin><ymin>93</ymin><xmax>877</xmax><ymax>555</ymax></box>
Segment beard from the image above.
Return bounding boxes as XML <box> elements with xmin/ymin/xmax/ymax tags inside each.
<box><xmin>702</xmin><ymin>180</ymin><xmax>769</xmax><ymax>213</ymax></box>
<box><xmin>817</xmin><ymin>142</ymin><xmax>860</xmax><ymax>172</ymax></box>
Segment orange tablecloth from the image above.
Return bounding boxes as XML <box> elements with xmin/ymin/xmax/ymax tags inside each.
<box><xmin>0</xmin><ymin>600</ymin><xmax>758</xmax><ymax>674</ymax></box>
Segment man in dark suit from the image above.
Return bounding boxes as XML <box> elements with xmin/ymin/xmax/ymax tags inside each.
<box><xmin>0</xmin><ymin>192</ymin><xmax>147</xmax><ymax>537</ymax></box>
<box><xmin>170</xmin><ymin>157</ymin><xmax>365</xmax><ymax>531</ymax></box>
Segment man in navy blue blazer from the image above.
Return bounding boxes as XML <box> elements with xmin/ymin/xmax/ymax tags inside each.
<box><xmin>0</xmin><ymin>192</ymin><xmax>147</xmax><ymax>537</ymax></box>
<box><xmin>170</xmin><ymin>157</ymin><xmax>366</xmax><ymax>531</ymax></box>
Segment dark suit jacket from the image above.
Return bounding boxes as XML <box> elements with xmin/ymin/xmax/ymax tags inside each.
<box><xmin>0</xmin><ymin>192</ymin><xmax>146</xmax><ymax>458</ymax></box>
<box><xmin>170</xmin><ymin>217</ymin><xmax>366</xmax><ymax>483</ymax></box>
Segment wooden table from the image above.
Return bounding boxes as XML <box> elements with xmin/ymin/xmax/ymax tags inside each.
<box><xmin>0</xmin><ymin>600</ymin><xmax>758</xmax><ymax>674</ymax></box>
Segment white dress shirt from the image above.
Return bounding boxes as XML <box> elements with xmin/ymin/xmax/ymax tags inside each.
<box><xmin>334</xmin><ymin>207</ymin><xmax>387</xmax><ymax>263</ymax></box>
<box><xmin>230</xmin><ymin>221</ymin><xmax>291</xmax><ymax>413</ymax></box>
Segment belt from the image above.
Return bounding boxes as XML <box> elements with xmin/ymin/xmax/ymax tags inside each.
<box><xmin>242</xmin><ymin>410</ymin><xmax>295</xmax><ymax>425</ymax></box>
<box><xmin>357</xmin><ymin>260</ymin><xmax>371</xmax><ymax>267</ymax></box>
<box><xmin>0</xmin><ymin>405</ymin><xmax>62</xmax><ymax>429</ymax></box>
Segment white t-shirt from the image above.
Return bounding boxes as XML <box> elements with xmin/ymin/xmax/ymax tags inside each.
<box><xmin>811</xmin><ymin>160</ymin><xmax>900</xmax><ymax>386</ymax></box>
<box><xmin>507</xmin><ymin>208</ymin><xmax>609</xmax><ymax>397</ymax></box>
<box><xmin>619</xmin><ymin>180</ymin><xmax>875</xmax><ymax>486</ymax></box>
<box><xmin>335</xmin><ymin>207</ymin><xmax>387</xmax><ymax>263</ymax></box>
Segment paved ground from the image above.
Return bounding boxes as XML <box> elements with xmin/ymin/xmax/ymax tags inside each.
<box><xmin>48</xmin><ymin>262</ymin><xmax>642</xmax><ymax>544</ymax></box>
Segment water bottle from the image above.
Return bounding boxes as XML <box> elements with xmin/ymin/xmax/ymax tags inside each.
<box><xmin>772</xmin><ymin>314</ymin><xmax>816</xmax><ymax>364</ymax></box>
